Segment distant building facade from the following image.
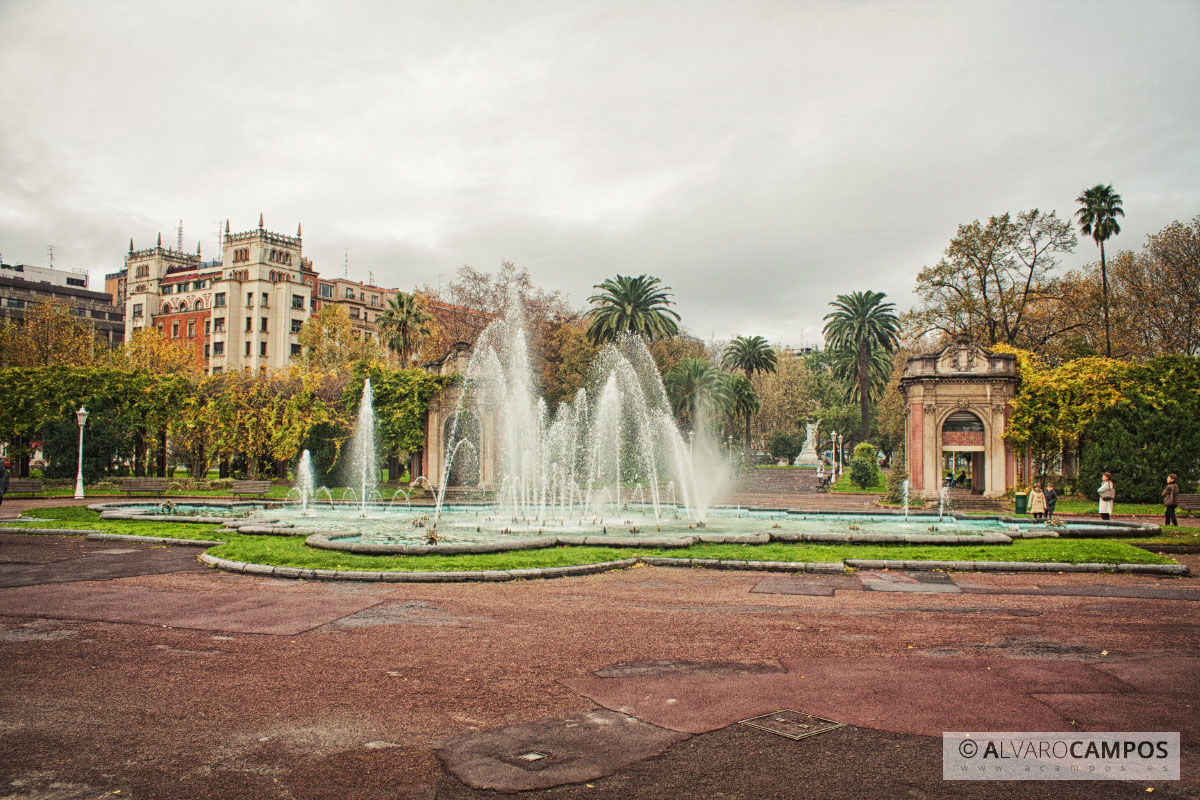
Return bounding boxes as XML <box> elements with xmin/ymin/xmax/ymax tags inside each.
<box><xmin>124</xmin><ymin>217</ymin><xmax>318</xmax><ymax>373</ymax></box>
<box><xmin>0</xmin><ymin>260</ymin><xmax>125</xmax><ymax>348</ymax></box>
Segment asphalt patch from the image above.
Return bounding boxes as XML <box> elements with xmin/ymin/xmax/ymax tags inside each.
<box><xmin>435</xmin><ymin>709</ymin><xmax>688</xmax><ymax>792</ymax></box>
<box><xmin>0</xmin><ymin>535</ymin><xmax>207</xmax><ymax>588</ymax></box>
<box><xmin>750</xmin><ymin>575</ymin><xmax>860</xmax><ymax>596</ymax></box>
<box><xmin>919</xmin><ymin>636</ymin><xmax>1110</xmax><ymax>661</ymax></box>
<box><xmin>593</xmin><ymin>658</ymin><xmax>785</xmax><ymax>679</ymax></box>
<box><xmin>960</xmin><ymin>583</ymin><xmax>1200</xmax><ymax>601</ymax></box>
<box><xmin>318</xmin><ymin>600</ymin><xmax>485</xmax><ymax>629</ymax></box>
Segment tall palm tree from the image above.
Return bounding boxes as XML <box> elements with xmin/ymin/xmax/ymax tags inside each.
<box><xmin>822</xmin><ymin>291</ymin><xmax>900</xmax><ymax>441</ymax></box>
<box><xmin>663</xmin><ymin>357</ymin><xmax>729</xmax><ymax>432</ymax></box>
<box><xmin>376</xmin><ymin>292</ymin><xmax>432</xmax><ymax>365</ymax></box>
<box><xmin>585</xmin><ymin>274</ymin><xmax>681</xmax><ymax>345</ymax></box>
<box><xmin>723</xmin><ymin>374</ymin><xmax>759</xmax><ymax>455</ymax></box>
<box><xmin>720</xmin><ymin>336</ymin><xmax>775</xmax><ymax>449</ymax></box>
<box><xmin>1075</xmin><ymin>184</ymin><xmax>1124</xmax><ymax>357</ymax></box>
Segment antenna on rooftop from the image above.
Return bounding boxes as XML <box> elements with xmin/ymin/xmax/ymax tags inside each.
<box><xmin>343</xmin><ymin>248</ymin><xmax>349</xmax><ymax>278</ymax></box>
<box><xmin>215</xmin><ymin>221</ymin><xmax>223</xmax><ymax>260</ymax></box>
<box><xmin>46</xmin><ymin>245</ymin><xmax>54</xmax><ymax>269</ymax></box>
<box><xmin>369</xmin><ymin>270</ymin><xmax>374</xmax><ymax>286</ymax></box>
<box><xmin>176</xmin><ymin>220</ymin><xmax>183</xmax><ymax>252</ymax></box>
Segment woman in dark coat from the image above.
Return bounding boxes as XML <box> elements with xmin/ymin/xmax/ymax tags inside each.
<box><xmin>1163</xmin><ymin>474</ymin><xmax>1180</xmax><ymax>527</ymax></box>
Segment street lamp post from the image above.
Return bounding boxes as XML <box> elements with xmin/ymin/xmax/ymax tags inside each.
<box><xmin>74</xmin><ymin>406</ymin><xmax>88</xmax><ymax>500</ymax></box>
<box><xmin>727</xmin><ymin>435</ymin><xmax>733</xmax><ymax>459</ymax></box>
<box><xmin>834</xmin><ymin>432</ymin><xmax>842</xmax><ymax>478</ymax></box>
<box><xmin>688</xmin><ymin>429</ymin><xmax>695</xmax><ymax>455</ymax></box>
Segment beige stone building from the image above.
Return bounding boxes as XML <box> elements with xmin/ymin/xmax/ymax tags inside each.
<box><xmin>898</xmin><ymin>341</ymin><xmax>1019</xmax><ymax>499</ymax></box>
<box><xmin>124</xmin><ymin>217</ymin><xmax>318</xmax><ymax>373</ymax></box>
<box><xmin>315</xmin><ymin>276</ymin><xmax>399</xmax><ymax>350</ymax></box>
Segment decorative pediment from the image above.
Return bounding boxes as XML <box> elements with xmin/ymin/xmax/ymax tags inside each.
<box><xmin>901</xmin><ymin>340</ymin><xmax>1017</xmax><ymax>381</ymax></box>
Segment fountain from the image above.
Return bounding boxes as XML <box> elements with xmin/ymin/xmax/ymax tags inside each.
<box><xmin>295</xmin><ymin>449</ymin><xmax>315</xmax><ymax>515</ymax></box>
<box><xmin>902</xmin><ymin>478</ymin><xmax>909</xmax><ymax>521</ymax></box>
<box><xmin>344</xmin><ymin>380</ymin><xmax>377</xmax><ymax>518</ymax></box>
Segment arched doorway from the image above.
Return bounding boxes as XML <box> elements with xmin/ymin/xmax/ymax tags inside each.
<box><xmin>941</xmin><ymin>410</ymin><xmax>985</xmax><ymax>491</ymax></box>
<box><xmin>442</xmin><ymin>412</ymin><xmax>480</xmax><ymax>486</ymax></box>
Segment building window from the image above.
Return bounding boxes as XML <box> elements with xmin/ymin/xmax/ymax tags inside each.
<box><xmin>319</xmin><ymin>284</ymin><xmax>332</xmax><ymax>298</ymax></box>
<box><xmin>260</xmin><ymin>317</ymin><xmax>268</xmax><ymax>332</ymax></box>
<box><xmin>290</xmin><ymin>343</ymin><xmax>302</xmax><ymax>357</ymax></box>
<box><xmin>245</xmin><ymin>341</ymin><xmax>251</xmax><ymax>356</ymax></box>
<box><xmin>260</xmin><ymin>341</ymin><xmax>267</xmax><ymax>357</ymax></box>
<box><xmin>162</xmin><ymin>284</ymin><xmax>173</xmax><ymax>295</ymax></box>
<box><xmin>215</xmin><ymin>292</ymin><xmax>226</xmax><ymax>307</ymax></box>
<box><xmin>245</xmin><ymin>317</ymin><xmax>252</xmax><ymax>332</ymax></box>
<box><xmin>211</xmin><ymin>366</ymin><xmax>222</xmax><ymax>374</ymax></box>
<box><xmin>345</xmin><ymin>287</ymin><xmax>355</xmax><ymax>298</ymax></box>
<box><xmin>349</xmin><ymin>307</ymin><xmax>359</xmax><ymax>319</ymax></box>
<box><xmin>291</xmin><ymin>318</ymin><xmax>303</xmax><ymax>334</ymax></box>
<box><xmin>292</xmin><ymin>294</ymin><xmax>304</xmax><ymax>309</ymax></box>
<box><xmin>246</xmin><ymin>292</ymin><xmax>253</xmax><ymax>308</ymax></box>
<box><xmin>204</xmin><ymin>320</ymin><xmax>211</xmax><ymax>334</ymax></box>
<box><xmin>187</xmin><ymin>321</ymin><xmax>195</xmax><ymax>337</ymax></box>
<box><xmin>214</xmin><ymin>317</ymin><xmax>225</xmax><ymax>332</ymax></box>
<box><xmin>261</xmin><ymin>292</ymin><xmax>269</xmax><ymax>307</ymax></box>
<box><xmin>213</xmin><ymin>341</ymin><xmax>224</xmax><ymax>356</ymax></box>
<box><xmin>132</xmin><ymin>303</ymin><xmax>143</xmax><ymax>318</ymax></box>
<box><xmin>172</xmin><ymin>322</ymin><xmax>179</xmax><ymax>338</ymax></box>
<box><xmin>204</xmin><ymin>343</ymin><xmax>210</xmax><ymax>358</ymax></box>
<box><xmin>66</xmin><ymin>277</ymin><xmax>85</xmax><ymax>287</ymax></box>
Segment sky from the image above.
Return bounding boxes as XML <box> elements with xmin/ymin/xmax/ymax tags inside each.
<box><xmin>2</xmin><ymin>0</ymin><xmax>1198</xmax><ymax>349</ymax></box>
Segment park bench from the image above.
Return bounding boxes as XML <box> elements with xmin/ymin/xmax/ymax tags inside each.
<box><xmin>231</xmin><ymin>480</ymin><xmax>273</xmax><ymax>498</ymax></box>
<box><xmin>1178</xmin><ymin>494</ymin><xmax>1200</xmax><ymax>517</ymax></box>
<box><xmin>815</xmin><ymin>474</ymin><xmax>832</xmax><ymax>493</ymax></box>
<box><xmin>5</xmin><ymin>479</ymin><xmax>43</xmax><ymax>497</ymax></box>
<box><xmin>121</xmin><ymin>478</ymin><xmax>169</xmax><ymax>496</ymax></box>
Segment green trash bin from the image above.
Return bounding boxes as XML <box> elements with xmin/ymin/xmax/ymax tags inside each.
<box><xmin>1014</xmin><ymin>492</ymin><xmax>1028</xmax><ymax>515</ymax></box>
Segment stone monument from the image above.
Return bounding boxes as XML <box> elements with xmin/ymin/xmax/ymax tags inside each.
<box><xmin>793</xmin><ymin>419</ymin><xmax>821</xmax><ymax>467</ymax></box>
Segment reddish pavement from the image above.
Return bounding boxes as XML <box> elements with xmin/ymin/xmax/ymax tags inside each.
<box><xmin>0</xmin><ymin>504</ymin><xmax>1197</xmax><ymax>798</ymax></box>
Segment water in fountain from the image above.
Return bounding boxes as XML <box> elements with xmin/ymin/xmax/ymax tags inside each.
<box><xmin>343</xmin><ymin>379</ymin><xmax>377</xmax><ymax>517</ymax></box>
<box><xmin>296</xmin><ymin>449</ymin><xmax>316</xmax><ymax>514</ymax></box>
<box><xmin>438</xmin><ymin>296</ymin><xmax>721</xmax><ymax>525</ymax></box>
<box><xmin>938</xmin><ymin>484</ymin><xmax>949</xmax><ymax>521</ymax></box>
<box><xmin>902</xmin><ymin>478</ymin><xmax>909</xmax><ymax>520</ymax></box>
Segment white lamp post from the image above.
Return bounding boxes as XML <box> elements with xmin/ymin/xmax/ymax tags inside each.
<box><xmin>834</xmin><ymin>432</ymin><xmax>842</xmax><ymax>478</ymax></box>
<box><xmin>74</xmin><ymin>406</ymin><xmax>88</xmax><ymax>499</ymax></box>
<box><xmin>727</xmin><ymin>434</ymin><xmax>733</xmax><ymax>459</ymax></box>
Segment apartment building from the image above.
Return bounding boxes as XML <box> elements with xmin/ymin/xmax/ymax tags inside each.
<box><xmin>315</xmin><ymin>276</ymin><xmax>399</xmax><ymax>343</ymax></box>
<box><xmin>124</xmin><ymin>216</ymin><xmax>317</xmax><ymax>373</ymax></box>
<box><xmin>0</xmin><ymin>260</ymin><xmax>125</xmax><ymax>347</ymax></box>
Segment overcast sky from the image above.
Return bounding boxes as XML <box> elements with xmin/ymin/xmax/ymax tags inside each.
<box><xmin>2</xmin><ymin>0</ymin><xmax>1197</xmax><ymax>348</ymax></box>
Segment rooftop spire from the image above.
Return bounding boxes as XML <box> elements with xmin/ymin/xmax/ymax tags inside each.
<box><xmin>157</xmin><ymin>232</ymin><xmax>162</xmax><ymax>247</ymax></box>
<box><xmin>197</xmin><ymin>241</ymin><xmax>202</xmax><ymax>255</ymax></box>
<box><xmin>296</xmin><ymin>222</ymin><xmax>302</xmax><ymax>237</ymax></box>
<box><xmin>225</xmin><ymin>219</ymin><xmax>230</xmax><ymax>234</ymax></box>
<box><xmin>129</xmin><ymin>238</ymin><xmax>134</xmax><ymax>253</ymax></box>
<box><xmin>258</xmin><ymin>212</ymin><xmax>264</xmax><ymax>229</ymax></box>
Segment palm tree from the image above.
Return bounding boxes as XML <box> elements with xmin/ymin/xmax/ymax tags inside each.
<box><xmin>829</xmin><ymin>345</ymin><xmax>893</xmax><ymax>405</ymax></box>
<box><xmin>1075</xmin><ymin>184</ymin><xmax>1124</xmax><ymax>357</ymax></box>
<box><xmin>376</xmin><ymin>292</ymin><xmax>432</xmax><ymax>365</ymax></box>
<box><xmin>822</xmin><ymin>291</ymin><xmax>900</xmax><ymax>441</ymax></box>
<box><xmin>585</xmin><ymin>274</ymin><xmax>681</xmax><ymax>345</ymax></box>
<box><xmin>720</xmin><ymin>336</ymin><xmax>775</xmax><ymax>449</ymax></box>
<box><xmin>663</xmin><ymin>357</ymin><xmax>729</xmax><ymax>432</ymax></box>
<box><xmin>723</xmin><ymin>374</ymin><xmax>759</xmax><ymax>455</ymax></box>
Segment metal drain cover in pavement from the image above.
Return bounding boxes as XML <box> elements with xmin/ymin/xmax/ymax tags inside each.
<box><xmin>738</xmin><ymin>710</ymin><xmax>846</xmax><ymax>740</ymax></box>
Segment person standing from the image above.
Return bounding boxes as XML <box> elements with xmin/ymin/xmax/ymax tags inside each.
<box><xmin>1044</xmin><ymin>483</ymin><xmax>1058</xmax><ymax>520</ymax></box>
<box><xmin>0</xmin><ymin>458</ymin><xmax>8</xmax><ymax>507</ymax></box>
<box><xmin>1098</xmin><ymin>472</ymin><xmax>1115</xmax><ymax>520</ymax></box>
<box><xmin>1163</xmin><ymin>474</ymin><xmax>1180</xmax><ymax>527</ymax></box>
<box><xmin>1028</xmin><ymin>484</ymin><xmax>1047</xmax><ymax>520</ymax></box>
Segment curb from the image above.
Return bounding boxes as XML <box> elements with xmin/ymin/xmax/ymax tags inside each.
<box><xmin>86</xmin><ymin>533</ymin><xmax>225</xmax><ymax>547</ymax></box>
<box><xmin>0</xmin><ymin>526</ymin><xmax>98</xmax><ymax>536</ymax></box>
<box><xmin>195</xmin><ymin>554</ymin><xmax>1191</xmax><ymax>582</ymax></box>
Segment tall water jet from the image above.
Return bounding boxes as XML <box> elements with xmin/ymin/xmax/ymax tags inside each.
<box><xmin>438</xmin><ymin>294</ymin><xmax>722</xmax><ymax>524</ymax></box>
<box><xmin>344</xmin><ymin>379</ymin><xmax>377</xmax><ymax>518</ymax></box>
<box><xmin>296</xmin><ymin>449</ymin><xmax>315</xmax><ymax>514</ymax></box>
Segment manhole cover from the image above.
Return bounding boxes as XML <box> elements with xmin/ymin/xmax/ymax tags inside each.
<box><xmin>738</xmin><ymin>710</ymin><xmax>845</xmax><ymax>740</ymax></box>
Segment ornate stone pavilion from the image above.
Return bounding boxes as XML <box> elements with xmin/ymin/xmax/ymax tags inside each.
<box><xmin>419</xmin><ymin>342</ymin><xmax>494</xmax><ymax>489</ymax></box>
<box><xmin>899</xmin><ymin>341</ymin><xmax>1019</xmax><ymax>500</ymax></box>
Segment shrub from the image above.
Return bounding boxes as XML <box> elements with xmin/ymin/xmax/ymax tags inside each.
<box><xmin>885</xmin><ymin>448</ymin><xmax>908</xmax><ymax>503</ymax></box>
<box><xmin>849</xmin><ymin>442</ymin><xmax>881</xmax><ymax>490</ymax></box>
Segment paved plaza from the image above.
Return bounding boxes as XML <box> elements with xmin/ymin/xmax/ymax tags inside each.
<box><xmin>0</xmin><ymin>500</ymin><xmax>1197</xmax><ymax>799</ymax></box>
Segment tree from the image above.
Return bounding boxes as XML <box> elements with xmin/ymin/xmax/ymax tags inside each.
<box><xmin>1075</xmin><ymin>184</ymin><xmax>1124</xmax><ymax>357</ymax></box>
<box><xmin>540</xmin><ymin>317</ymin><xmax>600</xmax><ymax>407</ymax></box>
<box><xmin>822</xmin><ymin>291</ymin><xmax>901</xmax><ymax>441</ymax></box>
<box><xmin>0</xmin><ymin>299</ymin><xmax>101</xmax><ymax>368</ymax></box>
<box><xmin>722</xmin><ymin>374</ymin><xmax>759</xmax><ymax>455</ymax></box>
<box><xmin>376</xmin><ymin>292</ymin><xmax>432</xmax><ymax>366</ymax></box>
<box><xmin>848</xmin><ymin>440</ymin><xmax>881</xmax><ymax>490</ymax></box>
<box><xmin>720</xmin><ymin>335</ymin><xmax>777</xmax><ymax>452</ymax></box>
<box><xmin>297</xmin><ymin>304</ymin><xmax>385</xmax><ymax>372</ymax></box>
<box><xmin>750</xmin><ymin>348</ymin><xmax>808</xmax><ymax>446</ymax></box>
<box><xmin>909</xmin><ymin>210</ymin><xmax>1078</xmax><ymax>350</ymax></box>
<box><xmin>663</xmin><ymin>357</ymin><xmax>729</xmax><ymax>432</ymax></box>
<box><xmin>647</xmin><ymin>335</ymin><xmax>708</xmax><ymax>375</ymax></box>
<box><xmin>585</xmin><ymin>274</ymin><xmax>681</xmax><ymax>345</ymax></box>
<box><xmin>109</xmin><ymin>327</ymin><xmax>203</xmax><ymax>377</ymax></box>
<box><xmin>1109</xmin><ymin>216</ymin><xmax>1200</xmax><ymax>356</ymax></box>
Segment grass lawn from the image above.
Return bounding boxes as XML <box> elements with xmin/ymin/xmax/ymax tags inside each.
<box><xmin>4</xmin><ymin>506</ymin><xmax>1179</xmax><ymax>571</ymax></box>
<box><xmin>27</xmin><ymin>485</ymin><xmax>426</xmax><ymax>501</ymax></box>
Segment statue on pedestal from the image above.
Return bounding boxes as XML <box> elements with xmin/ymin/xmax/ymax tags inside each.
<box><xmin>793</xmin><ymin>419</ymin><xmax>821</xmax><ymax>467</ymax></box>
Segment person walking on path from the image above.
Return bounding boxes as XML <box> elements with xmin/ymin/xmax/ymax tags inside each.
<box><xmin>1028</xmin><ymin>485</ymin><xmax>1047</xmax><ymax>520</ymax></box>
<box><xmin>1044</xmin><ymin>483</ymin><xmax>1058</xmax><ymax>520</ymax></box>
<box><xmin>0</xmin><ymin>459</ymin><xmax>8</xmax><ymax>507</ymax></box>
<box><xmin>1098</xmin><ymin>472</ymin><xmax>1115</xmax><ymax>520</ymax></box>
<box><xmin>1163</xmin><ymin>474</ymin><xmax>1180</xmax><ymax>527</ymax></box>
